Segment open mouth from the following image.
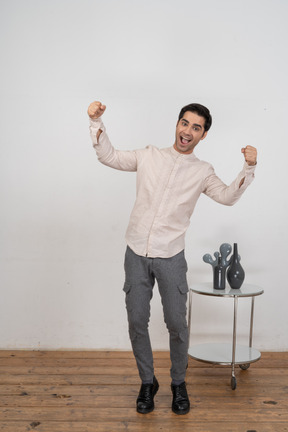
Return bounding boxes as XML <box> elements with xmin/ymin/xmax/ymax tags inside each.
<box><xmin>180</xmin><ymin>136</ymin><xmax>192</xmax><ymax>145</ymax></box>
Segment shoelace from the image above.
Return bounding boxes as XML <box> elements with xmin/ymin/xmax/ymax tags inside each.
<box><xmin>139</xmin><ymin>383</ymin><xmax>154</xmax><ymax>401</ymax></box>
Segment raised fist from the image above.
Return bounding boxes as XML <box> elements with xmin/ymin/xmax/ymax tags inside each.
<box><xmin>241</xmin><ymin>145</ymin><xmax>257</xmax><ymax>166</ymax></box>
<box><xmin>87</xmin><ymin>101</ymin><xmax>106</xmax><ymax>119</ymax></box>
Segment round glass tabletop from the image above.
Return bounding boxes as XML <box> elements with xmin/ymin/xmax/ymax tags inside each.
<box><xmin>190</xmin><ymin>282</ymin><xmax>264</xmax><ymax>298</ymax></box>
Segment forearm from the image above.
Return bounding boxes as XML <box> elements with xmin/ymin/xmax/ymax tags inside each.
<box><xmin>204</xmin><ymin>162</ymin><xmax>256</xmax><ymax>205</ymax></box>
<box><xmin>89</xmin><ymin>116</ymin><xmax>105</xmax><ymax>143</ymax></box>
<box><xmin>89</xmin><ymin>118</ymin><xmax>137</xmax><ymax>172</ymax></box>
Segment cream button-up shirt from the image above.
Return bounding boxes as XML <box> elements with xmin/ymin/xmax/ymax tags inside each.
<box><xmin>90</xmin><ymin>118</ymin><xmax>256</xmax><ymax>258</ymax></box>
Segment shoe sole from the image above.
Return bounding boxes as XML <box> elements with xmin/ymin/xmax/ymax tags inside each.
<box><xmin>172</xmin><ymin>406</ymin><xmax>190</xmax><ymax>415</ymax></box>
<box><xmin>137</xmin><ymin>406</ymin><xmax>154</xmax><ymax>414</ymax></box>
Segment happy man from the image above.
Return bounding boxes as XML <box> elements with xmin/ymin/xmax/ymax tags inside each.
<box><xmin>88</xmin><ymin>101</ymin><xmax>257</xmax><ymax>415</ymax></box>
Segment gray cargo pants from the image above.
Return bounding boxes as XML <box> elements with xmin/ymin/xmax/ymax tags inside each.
<box><xmin>123</xmin><ymin>246</ymin><xmax>189</xmax><ymax>383</ymax></box>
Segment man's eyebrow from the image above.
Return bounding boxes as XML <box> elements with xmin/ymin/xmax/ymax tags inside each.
<box><xmin>181</xmin><ymin>118</ymin><xmax>203</xmax><ymax>129</ymax></box>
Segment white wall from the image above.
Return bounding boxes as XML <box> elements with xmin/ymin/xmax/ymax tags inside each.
<box><xmin>0</xmin><ymin>0</ymin><xmax>287</xmax><ymax>351</ymax></box>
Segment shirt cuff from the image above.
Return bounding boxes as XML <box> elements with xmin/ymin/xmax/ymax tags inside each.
<box><xmin>244</xmin><ymin>161</ymin><xmax>257</xmax><ymax>173</ymax></box>
<box><xmin>89</xmin><ymin>117</ymin><xmax>105</xmax><ymax>130</ymax></box>
<box><xmin>89</xmin><ymin>117</ymin><xmax>106</xmax><ymax>145</ymax></box>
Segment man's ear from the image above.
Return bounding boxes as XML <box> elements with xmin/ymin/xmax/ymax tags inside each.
<box><xmin>201</xmin><ymin>131</ymin><xmax>208</xmax><ymax>141</ymax></box>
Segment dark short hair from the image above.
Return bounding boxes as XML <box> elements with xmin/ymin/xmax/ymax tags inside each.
<box><xmin>178</xmin><ymin>103</ymin><xmax>212</xmax><ymax>132</ymax></box>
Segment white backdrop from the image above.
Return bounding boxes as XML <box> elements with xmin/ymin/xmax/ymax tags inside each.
<box><xmin>0</xmin><ymin>0</ymin><xmax>287</xmax><ymax>351</ymax></box>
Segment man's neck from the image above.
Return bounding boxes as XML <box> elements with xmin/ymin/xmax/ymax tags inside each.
<box><xmin>173</xmin><ymin>143</ymin><xmax>194</xmax><ymax>155</ymax></box>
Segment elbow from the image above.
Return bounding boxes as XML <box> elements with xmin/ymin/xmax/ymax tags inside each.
<box><xmin>226</xmin><ymin>201</ymin><xmax>237</xmax><ymax>207</ymax></box>
<box><xmin>217</xmin><ymin>200</ymin><xmax>235</xmax><ymax>207</ymax></box>
<box><xmin>216</xmin><ymin>196</ymin><xmax>239</xmax><ymax>206</ymax></box>
<box><xmin>225</xmin><ymin>196</ymin><xmax>240</xmax><ymax>206</ymax></box>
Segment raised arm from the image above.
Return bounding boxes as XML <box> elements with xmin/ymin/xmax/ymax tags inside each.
<box><xmin>239</xmin><ymin>145</ymin><xmax>257</xmax><ymax>187</ymax></box>
<box><xmin>88</xmin><ymin>101</ymin><xmax>138</xmax><ymax>172</ymax></box>
<box><xmin>203</xmin><ymin>146</ymin><xmax>257</xmax><ymax>205</ymax></box>
<box><xmin>88</xmin><ymin>101</ymin><xmax>106</xmax><ymax>140</ymax></box>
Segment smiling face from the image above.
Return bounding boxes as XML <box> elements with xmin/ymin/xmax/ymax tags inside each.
<box><xmin>174</xmin><ymin>111</ymin><xmax>208</xmax><ymax>154</ymax></box>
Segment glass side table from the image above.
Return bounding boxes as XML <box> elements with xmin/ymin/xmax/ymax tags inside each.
<box><xmin>187</xmin><ymin>283</ymin><xmax>264</xmax><ymax>390</ymax></box>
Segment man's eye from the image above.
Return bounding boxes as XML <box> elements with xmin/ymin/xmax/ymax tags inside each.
<box><xmin>194</xmin><ymin>127</ymin><xmax>200</xmax><ymax>131</ymax></box>
<box><xmin>182</xmin><ymin>121</ymin><xmax>188</xmax><ymax>126</ymax></box>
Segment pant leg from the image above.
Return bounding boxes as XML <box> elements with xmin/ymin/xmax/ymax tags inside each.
<box><xmin>123</xmin><ymin>246</ymin><xmax>155</xmax><ymax>382</ymax></box>
<box><xmin>153</xmin><ymin>250</ymin><xmax>189</xmax><ymax>382</ymax></box>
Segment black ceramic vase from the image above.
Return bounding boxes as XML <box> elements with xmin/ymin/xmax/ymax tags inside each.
<box><xmin>213</xmin><ymin>256</ymin><xmax>226</xmax><ymax>289</ymax></box>
<box><xmin>227</xmin><ymin>243</ymin><xmax>245</xmax><ymax>289</ymax></box>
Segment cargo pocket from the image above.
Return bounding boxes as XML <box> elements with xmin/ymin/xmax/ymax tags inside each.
<box><xmin>176</xmin><ymin>281</ymin><xmax>189</xmax><ymax>324</ymax></box>
<box><xmin>178</xmin><ymin>327</ymin><xmax>189</xmax><ymax>343</ymax></box>
<box><xmin>123</xmin><ymin>282</ymin><xmax>133</xmax><ymax>313</ymax></box>
<box><xmin>123</xmin><ymin>282</ymin><xmax>132</xmax><ymax>294</ymax></box>
<box><xmin>177</xmin><ymin>280</ymin><xmax>189</xmax><ymax>295</ymax></box>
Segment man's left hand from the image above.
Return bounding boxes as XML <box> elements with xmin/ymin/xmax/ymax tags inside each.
<box><xmin>241</xmin><ymin>145</ymin><xmax>257</xmax><ymax>166</ymax></box>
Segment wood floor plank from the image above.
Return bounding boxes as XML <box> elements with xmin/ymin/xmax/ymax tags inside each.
<box><xmin>0</xmin><ymin>394</ymin><xmax>287</xmax><ymax>410</ymax></box>
<box><xmin>0</xmin><ymin>349</ymin><xmax>286</xmax><ymax>362</ymax></box>
<box><xmin>0</xmin><ymin>353</ymin><xmax>286</xmax><ymax>367</ymax></box>
<box><xmin>1</xmin><ymin>372</ymin><xmax>287</xmax><ymax>387</ymax></box>
<box><xmin>1</xmin><ymin>383</ymin><xmax>287</xmax><ymax>398</ymax></box>
<box><xmin>2</xmin><ymin>365</ymin><xmax>287</xmax><ymax>377</ymax></box>
<box><xmin>0</xmin><ymin>351</ymin><xmax>288</xmax><ymax>369</ymax></box>
<box><xmin>1</xmin><ymin>362</ymin><xmax>287</xmax><ymax>377</ymax></box>
<box><xmin>0</xmin><ymin>355</ymin><xmax>287</xmax><ymax>369</ymax></box>
<box><xmin>0</xmin><ymin>358</ymin><xmax>140</xmax><ymax>367</ymax></box>
<box><xmin>0</xmin><ymin>406</ymin><xmax>288</xmax><ymax>422</ymax></box>
<box><xmin>0</xmin><ymin>350</ymin><xmax>152</xmax><ymax>359</ymax></box>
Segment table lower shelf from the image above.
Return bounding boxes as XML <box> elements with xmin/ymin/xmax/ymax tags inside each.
<box><xmin>188</xmin><ymin>343</ymin><xmax>261</xmax><ymax>365</ymax></box>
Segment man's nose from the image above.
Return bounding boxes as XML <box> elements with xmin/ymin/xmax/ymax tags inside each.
<box><xmin>184</xmin><ymin>126</ymin><xmax>193</xmax><ymax>136</ymax></box>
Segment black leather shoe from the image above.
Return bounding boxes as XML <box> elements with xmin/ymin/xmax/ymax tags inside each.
<box><xmin>171</xmin><ymin>381</ymin><xmax>190</xmax><ymax>415</ymax></box>
<box><xmin>136</xmin><ymin>376</ymin><xmax>159</xmax><ymax>414</ymax></box>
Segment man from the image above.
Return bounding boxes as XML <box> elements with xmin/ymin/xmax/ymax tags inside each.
<box><xmin>88</xmin><ymin>101</ymin><xmax>257</xmax><ymax>415</ymax></box>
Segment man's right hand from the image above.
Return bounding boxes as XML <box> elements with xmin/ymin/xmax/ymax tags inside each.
<box><xmin>88</xmin><ymin>101</ymin><xmax>106</xmax><ymax>119</ymax></box>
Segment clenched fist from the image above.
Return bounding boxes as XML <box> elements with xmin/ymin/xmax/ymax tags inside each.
<box><xmin>88</xmin><ymin>101</ymin><xmax>106</xmax><ymax>119</ymax></box>
<box><xmin>241</xmin><ymin>145</ymin><xmax>257</xmax><ymax>166</ymax></box>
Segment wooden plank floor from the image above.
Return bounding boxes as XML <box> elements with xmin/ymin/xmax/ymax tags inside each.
<box><xmin>0</xmin><ymin>350</ymin><xmax>287</xmax><ymax>432</ymax></box>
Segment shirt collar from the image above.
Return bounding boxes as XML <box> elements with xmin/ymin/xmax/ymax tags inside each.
<box><xmin>170</xmin><ymin>145</ymin><xmax>198</xmax><ymax>161</ymax></box>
